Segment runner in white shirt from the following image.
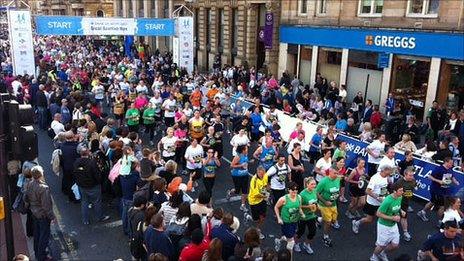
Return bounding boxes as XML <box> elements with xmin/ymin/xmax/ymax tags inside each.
<box><xmin>367</xmin><ymin>133</ymin><xmax>386</xmax><ymax>178</ymax></box>
<box><xmin>352</xmin><ymin>166</ymin><xmax>392</xmax><ymax>234</ymax></box>
<box><xmin>136</xmin><ymin>80</ymin><xmax>148</xmax><ymax>94</ymax></box>
<box><xmin>184</xmin><ymin>139</ymin><xmax>204</xmax><ymax>189</ymax></box>
<box><xmin>266</xmin><ymin>155</ymin><xmax>291</xmax><ymax>207</ymax></box>
<box><xmin>158</xmin><ymin>127</ymin><xmax>178</xmax><ymax>161</ymax></box>
<box><xmin>314</xmin><ymin>149</ymin><xmax>333</xmax><ymax>182</ymax></box>
<box><xmin>92</xmin><ymin>83</ymin><xmax>105</xmax><ymax>104</ymax></box>
<box><xmin>230</xmin><ymin>128</ymin><xmax>250</xmax><ymax>157</ymax></box>
<box><xmin>377</xmin><ymin>148</ymin><xmax>398</xmax><ymax>183</ymax></box>
<box><xmin>162</xmin><ymin>94</ymin><xmax>177</xmax><ymax>127</ymax></box>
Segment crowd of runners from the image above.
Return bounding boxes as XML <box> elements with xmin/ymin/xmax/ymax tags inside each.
<box><xmin>2</xmin><ymin>35</ymin><xmax>464</xmax><ymax>261</ymax></box>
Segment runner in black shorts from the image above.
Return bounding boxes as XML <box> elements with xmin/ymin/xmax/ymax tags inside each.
<box><xmin>248</xmin><ymin>166</ymin><xmax>269</xmax><ymax>233</ymax></box>
<box><xmin>227</xmin><ymin>145</ymin><xmax>250</xmax><ymax>212</ymax></box>
<box><xmin>395</xmin><ymin>167</ymin><xmax>416</xmax><ymax>242</ymax></box>
<box><xmin>346</xmin><ymin>158</ymin><xmax>367</xmax><ymax>219</ymax></box>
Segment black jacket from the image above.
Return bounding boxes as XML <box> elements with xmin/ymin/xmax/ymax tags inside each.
<box><xmin>73</xmin><ymin>157</ymin><xmax>100</xmax><ymax>188</ymax></box>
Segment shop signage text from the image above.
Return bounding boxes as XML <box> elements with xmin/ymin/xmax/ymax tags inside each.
<box><xmin>367</xmin><ymin>35</ymin><xmax>416</xmax><ymax>49</ymax></box>
<box><xmin>280</xmin><ymin>26</ymin><xmax>464</xmax><ymax>60</ymax></box>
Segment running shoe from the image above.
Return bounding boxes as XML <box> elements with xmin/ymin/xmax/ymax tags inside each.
<box><xmin>416</xmin><ymin>210</ymin><xmax>429</xmax><ymax>222</ymax></box>
<box><xmin>293</xmin><ymin>242</ymin><xmax>301</xmax><ymax>252</ymax></box>
<box><xmin>323</xmin><ymin>236</ymin><xmax>333</xmax><ymax>247</ymax></box>
<box><xmin>403</xmin><ymin>231</ymin><xmax>412</xmax><ymax>242</ymax></box>
<box><xmin>378</xmin><ymin>251</ymin><xmax>389</xmax><ymax>261</ymax></box>
<box><xmin>303</xmin><ymin>243</ymin><xmax>314</xmax><ymax>254</ymax></box>
<box><xmin>274</xmin><ymin>238</ymin><xmax>281</xmax><ymax>251</ymax></box>
<box><xmin>352</xmin><ymin>220</ymin><xmax>360</xmax><ymax>234</ymax></box>
<box><xmin>345</xmin><ymin>210</ymin><xmax>355</xmax><ymax>219</ymax></box>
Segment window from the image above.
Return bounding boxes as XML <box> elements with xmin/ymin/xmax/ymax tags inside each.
<box><xmin>359</xmin><ymin>0</ymin><xmax>383</xmax><ymax>16</ymax></box>
<box><xmin>206</xmin><ymin>9</ymin><xmax>211</xmax><ymax>47</ymax></box>
<box><xmin>217</xmin><ymin>9</ymin><xmax>224</xmax><ymax>50</ymax></box>
<box><xmin>407</xmin><ymin>0</ymin><xmax>439</xmax><ymax>17</ymax></box>
<box><xmin>317</xmin><ymin>0</ymin><xmax>327</xmax><ymax>14</ymax></box>
<box><xmin>151</xmin><ymin>0</ymin><xmax>156</xmax><ymax>17</ymax></box>
<box><xmin>298</xmin><ymin>0</ymin><xmax>308</xmax><ymax>15</ymax></box>
<box><xmin>327</xmin><ymin>51</ymin><xmax>342</xmax><ymax>65</ymax></box>
<box><xmin>231</xmin><ymin>8</ymin><xmax>238</xmax><ymax>50</ymax></box>
<box><xmin>128</xmin><ymin>1</ymin><xmax>133</xmax><ymax>18</ymax></box>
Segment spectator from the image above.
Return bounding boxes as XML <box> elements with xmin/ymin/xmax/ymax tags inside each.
<box><xmin>24</xmin><ymin>166</ymin><xmax>55</xmax><ymax>261</ymax></box>
<box><xmin>144</xmin><ymin>213</ymin><xmax>174</xmax><ymax>259</ymax></box>
<box><xmin>211</xmin><ymin>212</ymin><xmax>240</xmax><ymax>260</ymax></box>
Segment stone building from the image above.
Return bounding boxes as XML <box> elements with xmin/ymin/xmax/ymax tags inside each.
<box><xmin>28</xmin><ymin>0</ymin><xmax>113</xmax><ymax>17</ymax></box>
<box><xmin>279</xmin><ymin>0</ymin><xmax>464</xmax><ymax>119</ymax></box>
<box><xmin>116</xmin><ymin>0</ymin><xmax>282</xmax><ymax>75</ymax></box>
<box><xmin>186</xmin><ymin>0</ymin><xmax>281</xmax><ymax>75</ymax></box>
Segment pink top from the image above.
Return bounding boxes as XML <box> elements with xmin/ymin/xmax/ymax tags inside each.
<box><xmin>289</xmin><ymin>129</ymin><xmax>305</xmax><ymax>140</ymax></box>
<box><xmin>268</xmin><ymin>78</ymin><xmax>278</xmax><ymax>89</ymax></box>
<box><xmin>134</xmin><ymin>96</ymin><xmax>148</xmax><ymax>109</ymax></box>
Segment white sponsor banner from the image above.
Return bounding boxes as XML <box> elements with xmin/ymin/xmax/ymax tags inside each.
<box><xmin>176</xmin><ymin>17</ymin><xmax>194</xmax><ymax>73</ymax></box>
<box><xmin>8</xmin><ymin>10</ymin><xmax>36</xmax><ymax>77</ymax></box>
<box><xmin>173</xmin><ymin>36</ymin><xmax>179</xmax><ymax>67</ymax></box>
<box><xmin>81</xmin><ymin>18</ymin><xmax>137</xmax><ymax>35</ymax></box>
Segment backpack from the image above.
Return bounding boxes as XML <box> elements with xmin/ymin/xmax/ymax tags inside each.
<box><xmin>51</xmin><ymin>149</ymin><xmax>62</xmax><ymax>175</ymax></box>
<box><xmin>133</xmin><ymin>182</ymin><xmax>152</xmax><ymax>202</ymax></box>
<box><xmin>12</xmin><ymin>191</ymin><xmax>28</xmax><ymax>214</ymax></box>
<box><xmin>92</xmin><ymin>151</ymin><xmax>110</xmax><ymax>176</ymax></box>
<box><xmin>109</xmin><ymin>160</ymin><xmax>121</xmax><ymax>184</ymax></box>
<box><xmin>129</xmin><ymin>221</ymin><xmax>146</xmax><ymax>259</ymax></box>
<box><xmin>165</xmin><ymin>221</ymin><xmax>186</xmax><ymax>237</ymax></box>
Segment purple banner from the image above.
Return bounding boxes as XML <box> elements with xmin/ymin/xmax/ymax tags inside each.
<box><xmin>264</xmin><ymin>12</ymin><xmax>273</xmax><ymax>49</ymax></box>
<box><xmin>258</xmin><ymin>27</ymin><xmax>265</xmax><ymax>42</ymax></box>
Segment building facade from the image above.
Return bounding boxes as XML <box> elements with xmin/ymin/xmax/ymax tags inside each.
<box><xmin>116</xmin><ymin>0</ymin><xmax>282</xmax><ymax>75</ymax></box>
<box><xmin>279</xmin><ymin>0</ymin><xmax>464</xmax><ymax>119</ymax></box>
<box><xmin>185</xmin><ymin>0</ymin><xmax>281</xmax><ymax>75</ymax></box>
<box><xmin>28</xmin><ymin>0</ymin><xmax>113</xmax><ymax>17</ymax></box>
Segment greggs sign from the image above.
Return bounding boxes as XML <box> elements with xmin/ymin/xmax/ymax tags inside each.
<box><xmin>280</xmin><ymin>26</ymin><xmax>464</xmax><ymax>60</ymax></box>
<box><xmin>366</xmin><ymin>35</ymin><xmax>416</xmax><ymax>49</ymax></box>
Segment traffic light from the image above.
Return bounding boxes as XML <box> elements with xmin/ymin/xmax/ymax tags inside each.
<box><xmin>8</xmin><ymin>100</ymin><xmax>38</xmax><ymax>161</ymax></box>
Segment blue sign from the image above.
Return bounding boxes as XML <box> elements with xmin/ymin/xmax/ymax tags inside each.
<box><xmin>336</xmin><ymin>134</ymin><xmax>464</xmax><ymax>201</ymax></box>
<box><xmin>377</xmin><ymin>52</ymin><xmax>390</xmax><ymax>69</ymax></box>
<box><xmin>36</xmin><ymin>16</ymin><xmax>83</xmax><ymax>35</ymax></box>
<box><xmin>280</xmin><ymin>26</ymin><xmax>464</xmax><ymax>60</ymax></box>
<box><xmin>35</xmin><ymin>16</ymin><xmax>175</xmax><ymax>36</ymax></box>
<box><xmin>136</xmin><ymin>18</ymin><xmax>175</xmax><ymax>36</ymax></box>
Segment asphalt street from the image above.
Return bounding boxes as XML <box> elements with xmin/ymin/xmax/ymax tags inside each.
<box><xmin>35</xmin><ymin>127</ymin><xmax>441</xmax><ymax>260</ymax></box>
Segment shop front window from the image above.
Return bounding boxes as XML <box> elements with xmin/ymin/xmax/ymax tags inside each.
<box><xmin>391</xmin><ymin>56</ymin><xmax>430</xmax><ymax>119</ymax></box>
<box><xmin>438</xmin><ymin>62</ymin><xmax>464</xmax><ymax>111</ymax></box>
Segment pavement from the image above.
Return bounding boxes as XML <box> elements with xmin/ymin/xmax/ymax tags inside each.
<box><xmin>32</xmin><ymin>126</ymin><xmax>442</xmax><ymax>261</ymax></box>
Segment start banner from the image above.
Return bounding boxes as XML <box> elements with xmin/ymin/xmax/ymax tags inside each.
<box><xmin>35</xmin><ymin>16</ymin><xmax>175</xmax><ymax>36</ymax></box>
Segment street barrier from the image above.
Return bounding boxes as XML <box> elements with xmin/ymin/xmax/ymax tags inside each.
<box><xmin>230</xmin><ymin>95</ymin><xmax>464</xmax><ymax>201</ymax></box>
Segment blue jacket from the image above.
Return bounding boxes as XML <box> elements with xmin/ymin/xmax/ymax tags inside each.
<box><xmin>144</xmin><ymin>226</ymin><xmax>173</xmax><ymax>259</ymax></box>
<box><xmin>60</xmin><ymin>141</ymin><xmax>79</xmax><ymax>171</ymax></box>
<box><xmin>363</xmin><ymin>106</ymin><xmax>373</xmax><ymax>123</ymax></box>
<box><xmin>211</xmin><ymin>223</ymin><xmax>239</xmax><ymax>260</ymax></box>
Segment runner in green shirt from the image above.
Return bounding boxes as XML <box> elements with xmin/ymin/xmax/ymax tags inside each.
<box><xmin>332</xmin><ymin>141</ymin><xmax>347</xmax><ymax>161</ymax></box>
<box><xmin>316</xmin><ymin>168</ymin><xmax>341</xmax><ymax>247</ymax></box>
<box><xmin>125</xmin><ymin>103</ymin><xmax>140</xmax><ymax>133</ymax></box>
<box><xmin>370</xmin><ymin>182</ymin><xmax>404</xmax><ymax>261</ymax></box>
<box><xmin>295</xmin><ymin>177</ymin><xmax>318</xmax><ymax>254</ymax></box>
<box><xmin>143</xmin><ymin>104</ymin><xmax>156</xmax><ymax>144</ymax></box>
<box><xmin>274</xmin><ymin>182</ymin><xmax>305</xmax><ymax>253</ymax></box>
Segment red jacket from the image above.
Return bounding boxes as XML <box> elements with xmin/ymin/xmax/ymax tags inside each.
<box><xmin>370</xmin><ymin>112</ymin><xmax>382</xmax><ymax>129</ymax></box>
<box><xmin>179</xmin><ymin>221</ymin><xmax>212</xmax><ymax>261</ymax></box>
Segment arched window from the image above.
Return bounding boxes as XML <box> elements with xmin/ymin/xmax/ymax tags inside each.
<box><xmin>96</xmin><ymin>10</ymin><xmax>104</xmax><ymax>17</ymax></box>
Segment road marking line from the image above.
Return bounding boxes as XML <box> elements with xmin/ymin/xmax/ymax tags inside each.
<box><xmin>215</xmin><ymin>195</ymin><xmax>242</xmax><ymax>205</ymax></box>
<box><xmin>101</xmin><ymin>220</ymin><xmax>122</xmax><ymax>228</ymax></box>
